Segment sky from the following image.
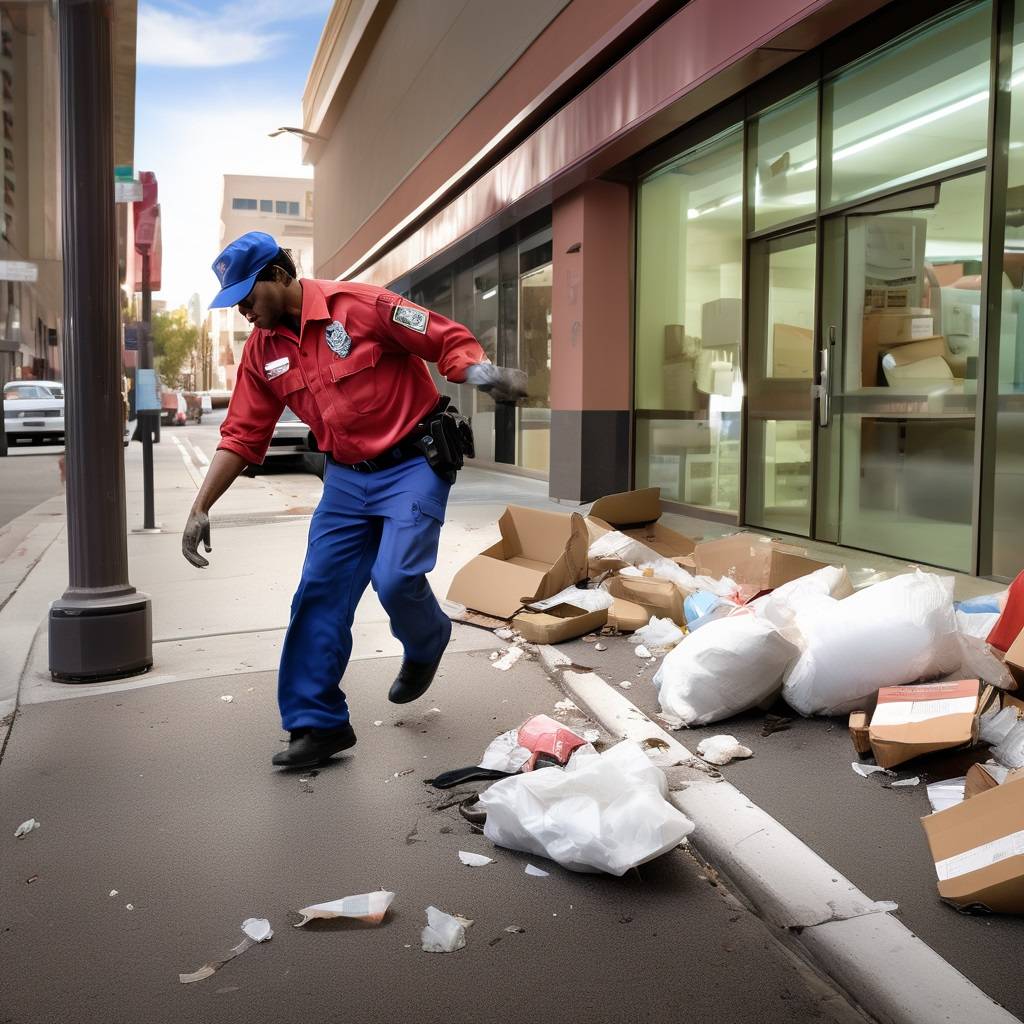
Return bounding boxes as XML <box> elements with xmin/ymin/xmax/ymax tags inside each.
<box><xmin>134</xmin><ymin>1</ymin><xmax>330</xmax><ymax>313</ymax></box>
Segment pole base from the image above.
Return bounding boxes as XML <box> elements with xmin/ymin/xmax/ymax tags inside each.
<box><xmin>49</xmin><ymin>591</ymin><xmax>153</xmax><ymax>683</ymax></box>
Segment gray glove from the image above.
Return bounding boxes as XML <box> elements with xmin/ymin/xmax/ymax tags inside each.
<box><xmin>464</xmin><ymin>362</ymin><xmax>528</xmax><ymax>404</ymax></box>
<box><xmin>182</xmin><ymin>510</ymin><xmax>212</xmax><ymax>568</ymax></box>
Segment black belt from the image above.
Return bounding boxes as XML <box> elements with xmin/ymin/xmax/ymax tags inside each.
<box><xmin>333</xmin><ymin>402</ymin><xmax>442</xmax><ymax>474</ymax></box>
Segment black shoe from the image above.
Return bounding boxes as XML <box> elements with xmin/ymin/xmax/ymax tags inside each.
<box><xmin>388</xmin><ymin>652</ymin><xmax>444</xmax><ymax>704</ymax></box>
<box><xmin>271</xmin><ymin>723</ymin><xmax>357</xmax><ymax>769</ymax></box>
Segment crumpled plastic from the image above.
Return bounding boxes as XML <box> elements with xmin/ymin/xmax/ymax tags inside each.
<box><xmin>979</xmin><ymin>707</ymin><xmax>1020</xmax><ymax>747</ymax></box>
<box><xmin>653</xmin><ymin>613</ymin><xmax>798</xmax><ymax>726</ymax></box>
<box><xmin>293</xmin><ymin>891</ymin><xmax>395</xmax><ymax>927</ymax></box>
<box><xmin>179</xmin><ymin>918</ymin><xmax>273</xmax><ymax>984</ymax></box>
<box><xmin>528</xmin><ymin>585</ymin><xmax>614</xmax><ymax>613</ymax></box>
<box><xmin>588</xmin><ymin>531</ymin><xmax>663</xmax><ymax>568</ymax></box>
<box><xmin>478</xmin><ymin>729</ymin><xmax>532</xmax><ymax>774</ymax></box>
<box><xmin>479</xmin><ymin>740</ymin><xmax>695</xmax><ymax>876</ymax></box>
<box><xmin>13</xmin><ymin>818</ymin><xmax>40</xmax><ymax>838</ymax></box>
<box><xmin>955</xmin><ymin>610</ymin><xmax>1017</xmax><ymax>689</ymax></box>
<box><xmin>696</xmin><ymin>735</ymin><xmax>753</xmax><ymax>766</ymax></box>
<box><xmin>634</xmin><ymin>616</ymin><xmax>685</xmax><ymax>652</ymax></box>
<box><xmin>421</xmin><ymin>906</ymin><xmax>467</xmax><ymax>953</ymax></box>
<box><xmin>782</xmin><ymin>571</ymin><xmax>960</xmax><ymax>717</ymax></box>
<box><xmin>993</xmin><ymin>722</ymin><xmax>1024</xmax><ymax>770</ymax></box>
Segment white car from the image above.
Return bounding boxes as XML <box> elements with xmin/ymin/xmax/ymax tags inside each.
<box><xmin>3</xmin><ymin>379</ymin><xmax>65</xmax><ymax>447</ymax></box>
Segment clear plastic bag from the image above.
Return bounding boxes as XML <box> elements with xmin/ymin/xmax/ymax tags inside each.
<box><xmin>634</xmin><ymin>616</ymin><xmax>685</xmax><ymax>652</ymax></box>
<box><xmin>479</xmin><ymin>741</ymin><xmax>694</xmax><ymax>876</ymax></box>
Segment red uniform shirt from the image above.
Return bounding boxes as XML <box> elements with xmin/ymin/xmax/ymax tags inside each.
<box><xmin>218</xmin><ymin>279</ymin><xmax>486</xmax><ymax>465</ymax></box>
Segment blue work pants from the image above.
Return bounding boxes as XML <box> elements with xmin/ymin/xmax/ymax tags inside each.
<box><xmin>277</xmin><ymin>455</ymin><xmax>452</xmax><ymax>730</ymax></box>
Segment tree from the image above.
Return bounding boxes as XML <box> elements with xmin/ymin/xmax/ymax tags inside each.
<box><xmin>151</xmin><ymin>307</ymin><xmax>198</xmax><ymax>387</ymax></box>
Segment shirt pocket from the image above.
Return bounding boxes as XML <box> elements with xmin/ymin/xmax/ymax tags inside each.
<box><xmin>328</xmin><ymin>342</ymin><xmax>382</xmax><ymax>414</ymax></box>
<box><xmin>268</xmin><ymin>366</ymin><xmax>307</xmax><ymax>399</ymax></box>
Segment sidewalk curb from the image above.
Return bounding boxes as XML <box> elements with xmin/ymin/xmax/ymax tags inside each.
<box><xmin>538</xmin><ymin>645</ymin><xmax>1020</xmax><ymax>1024</ymax></box>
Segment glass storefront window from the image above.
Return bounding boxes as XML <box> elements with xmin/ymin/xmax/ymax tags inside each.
<box><xmin>825</xmin><ymin>2</ymin><xmax>991</xmax><ymax>206</ymax></box>
<box><xmin>635</xmin><ymin>128</ymin><xmax>743</xmax><ymax>512</ymax></box>
<box><xmin>750</xmin><ymin>89</ymin><xmax>818</xmax><ymax>232</ymax></box>
<box><xmin>517</xmin><ymin>250</ymin><xmax>552</xmax><ymax>473</ymax></box>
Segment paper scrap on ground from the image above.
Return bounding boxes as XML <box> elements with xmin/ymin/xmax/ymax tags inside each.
<box><xmin>458</xmin><ymin>851</ymin><xmax>494</xmax><ymax>867</ymax></box>
<box><xmin>479</xmin><ymin>729</ymin><xmax>532</xmax><ymax>773</ymax></box>
<box><xmin>553</xmin><ymin>699</ymin><xmax>578</xmax><ymax>713</ymax></box>
<box><xmin>220</xmin><ymin>695</ymin><xmax>233</xmax><ymax>703</ymax></box>
<box><xmin>619</xmin><ymin>680</ymin><xmax>632</xmax><ymax>689</ymax></box>
<box><xmin>494</xmin><ymin>627</ymin><xmax>516</xmax><ymax>641</ymax></box>
<box><xmin>14</xmin><ymin>818</ymin><xmax>39</xmax><ymax>838</ymax></box>
<box><xmin>293</xmin><ymin>891</ymin><xmax>396</xmax><ymax>928</ymax></box>
<box><xmin>635</xmin><ymin>645</ymin><xmax>653</xmax><ymax>659</ymax></box>
<box><xmin>421</xmin><ymin>906</ymin><xmax>467</xmax><ymax>953</ymax></box>
<box><xmin>179</xmin><ymin>918</ymin><xmax>272</xmax><ymax>984</ymax></box>
<box><xmin>504</xmin><ymin>925</ymin><xmax>525</xmax><ymax>934</ymax></box>
<box><xmin>583</xmin><ymin>729</ymin><xmax>600</xmax><ymax>744</ymax></box>
<box><xmin>492</xmin><ymin>647</ymin><xmax>525</xmax><ymax>671</ymax></box>
<box><xmin>926</xmin><ymin>778</ymin><xmax>966</xmax><ymax>813</ymax></box>
<box><xmin>891</xmin><ymin>777</ymin><xmax>920</xmax><ymax>787</ymax></box>
<box><xmin>696</xmin><ymin>735</ymin><xmax>753</xmax><ymax>766</ymax></box>
<box><xmin>525</xmin><ymin>864</ymin><xmax>550</xmax><ymax>877</ymax></box>
<box><xmin>851</xmin><ymin>763</ymin><xmax>894</xmax><ymax>778</ymax></box>
<box><xmin>528</xmin><ymin>585</ymin><xmax>614</xmax><ymax>613</ymax></box>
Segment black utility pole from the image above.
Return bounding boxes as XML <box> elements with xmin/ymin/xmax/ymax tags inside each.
<box><xmin>49</xmin><ymin>0</ymin><xmax>152</xmax><ymax>682</ymax></box>
<box><xmin>140</xmin><ymin>249</ymin><xmax>155</xmax><ymax>529</ymax></box>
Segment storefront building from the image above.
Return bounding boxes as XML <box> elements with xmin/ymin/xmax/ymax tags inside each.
<box><xmin>303</xmin><ymin>0</ymin><xmax>1024</xmax><ymax>581</ymax></box>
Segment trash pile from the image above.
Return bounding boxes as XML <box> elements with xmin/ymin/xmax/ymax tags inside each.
<box><xmin>446</xmin><ymin>486</ymin><xmax>1024</xmax><ymax>915</ymax></box>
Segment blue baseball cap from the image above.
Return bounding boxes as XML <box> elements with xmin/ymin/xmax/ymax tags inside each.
<box><xmin>209</xmin><ymin>231</ymin><xmax>280</xmax><ymax>309</ymax></box>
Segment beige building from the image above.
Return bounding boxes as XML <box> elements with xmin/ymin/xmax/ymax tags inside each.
<box><xmin>206</xmin><ymin>173</ymin><xmax>314</xmax><ymax>389</ymax></box>
<box><xmin>0</xmin><ymin>2</ymin><xmax>136</xmax><ymax>386</ymax></box>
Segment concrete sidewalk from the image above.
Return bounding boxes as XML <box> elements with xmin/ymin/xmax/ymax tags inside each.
<box><xmin>0</xmin><ymin>438</ymin><xmax>865</xmax><ymax>1024</ymax></box>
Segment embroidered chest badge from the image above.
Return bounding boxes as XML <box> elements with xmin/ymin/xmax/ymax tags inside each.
<box><xmin>392</xmin><ymin>303</ymin><xmax>429</xmax><ymax>334</ymax></box>
<box><xmin>326</xmin><ymin>320</ymin><xmax>352</xmax><ymax>358</ymax></box>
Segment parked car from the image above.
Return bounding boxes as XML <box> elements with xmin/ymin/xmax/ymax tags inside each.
<box><xmin>3</xmin><ymin>379</ymin><xmax>65</xmax><ymax>449</ymax></box>
<box><xmin>241</xmin><ymin>407</ymin><xmax>324</xmax><ymax>477</ymax></box>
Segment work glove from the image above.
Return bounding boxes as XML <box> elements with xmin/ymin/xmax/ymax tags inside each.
<box><xmin>464</xmin><ymin>362</ymin><xmax>529</xmax><ymax>404</ymax></box>
<box><xmin>182</xmin><ymin>509</ymin><xmax>212</xmax><ymax>568</ymax></box>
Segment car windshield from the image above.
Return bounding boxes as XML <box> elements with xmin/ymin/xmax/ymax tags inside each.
<box><xmin>4</xmin><ymin>385</ymin><xmax>50</xmax><ymax>400</ymax></box>
<box><xmin>278</xmin><ymin>408</ymin><xmax>300</xmax><ymax>422</ymax></box>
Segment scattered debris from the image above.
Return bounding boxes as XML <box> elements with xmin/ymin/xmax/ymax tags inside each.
<box><xmin>393</xmin><ymin>768</ymin><xmax>415</xmax><ymax>778</ymax></box>
<box><xmin>554</xmin><ymin>699</ymin><xmax>579</xmax><ymax>714</ymax></box>
<box><xmin>657</xmin><ymin>712</ymin><xmax>684</xmax><ymax>731</ymax></box>
<box><xmin>634</xmin><ymin>617</ymin><xmax>685</xmax><ymax>652</ymax></box>
<box><xmin>504</xmin><ymin>925</ymin><xmax>525</xmax><ymax>934</ymax></box>
<box><xmin>421</xmin><ymin>906</ymin><xmax>468</xmax><ymax>953</ymax></box>
<box><xmin>696</xmin><ymin>735</ymin><xmax>754</xmax><ymax>766</ymax></box>
<box><xmin>25</xmin><ymin>875</ymin><xmax>38</xmax><ymax>884</ymax></box>
<box><xmin>293</xmin><ymin>891</ymin><xmax>396</xmax><ymax>927</ymax></box>
<box><xmin>761</xmin><ymin>714</ymin><xmax>793</xmax><ymax>737</ymax></box>
<box><xmin>179</xmin><ymin>918</ymin><xmax>273</xmax><ymax>984</ymax></box>
<box><xmin>634</xmin><ymin>645</ymin><xmax>653</xmax><ymax>659</ymax></box>
<box><xmin>594</xmin><ymin>643</ymin><xmax>607</xmax><ymax>652</ymax></box>
<box><xmin>220</xmin><ymin>695</ymin><xmax>234</xmax><ymax>703</ymax></box>
<box><xmin>126</xmin><ymin>904</ymin><xmax>134</xmax><ymax>911</ymax></box>
<box><xmin>14</xmin><ymin>818</ymin><xmax>40</xmax><ymax>838</ymax></box>
<box><xmin>492</xmin><ymin>647</ymin><xmax>525</xmax><ymax>671</ymax></box>
<box><xmin>489</xmin><ymin>651</ymin><xmax>500</xmax><ymax>662</ymax></box>
<box><xmin>373</xmin><ymin>721</ymin><xmax>383</xmax><ymax>727</ymax></box>
<box><xmin>494</xmin><ymin>627</ymin><xmax>516</xmax><ymax>641</ymax></box>
<box><xmin>851</xmin><ymin>763</ymin><xmax>894</xmax><ymax>778</ymax></box>
<box><xmin>109</xmin><ymin>890</ymin><xmax>118</xmax><ymax>897</ymax></box>
<box><xmin>582</xmin><ymin>728</ymin><xmax>600</xmax><ymax>744</ymax></box>
<box><xmin>619</xmin><ymin>680</ymin><xmax>632</xmax><ymax>689</ymax></box>
<box><xmin>926</xmin><ymin>778</ymin><xmax>966</xmax><ymax>813</ymax></box>
<box><xmin>890</xmin><ymin>777</ymin><xmax>920</xmax><ymax>788</ymax></box>
<box><xmin>458</xmin><ymin>851</ymin><xmax>494</xmax><ymax>867</ymax></box>
<box><xmin>525</xmin><ymin>864</ymin><xmax>550</xmax><ymax>877</ymax></box>
<box><xmin>582</xmin><ymin>634</ymin><xmax>598</xmax><ymax>644</ymax></box>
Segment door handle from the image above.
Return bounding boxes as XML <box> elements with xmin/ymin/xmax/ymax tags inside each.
<box><xmin>815</xmin><ymin>331</ymin><xmax>833</xmax><ymax>428</ymax></box>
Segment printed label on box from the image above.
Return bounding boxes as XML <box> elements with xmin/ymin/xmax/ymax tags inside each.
<box><xmin>934</xmin><ymin>828</ymin><xmax>1024</xmax><ymax>881</ymax></box>
<box><xmin>871</xmin><ymin>695</ymin><xmax>978</xmax><ymax>726</ymax></box>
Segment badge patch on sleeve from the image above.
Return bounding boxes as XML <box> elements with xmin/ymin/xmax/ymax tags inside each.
<box><xmin>392</xmin><ymin>303</ymin><xmax>429</xmax><ymax>334</ymax></box>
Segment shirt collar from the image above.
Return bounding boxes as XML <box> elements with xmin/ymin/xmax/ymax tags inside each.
<box><xmin>264</xmin><ymin>279</ymin><xmax>330</xmax><ymax>345</ymax></box>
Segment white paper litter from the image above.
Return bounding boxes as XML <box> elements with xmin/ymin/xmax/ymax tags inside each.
<box><xmin>293</xmin><ymin>891</ymin><xmax>396</xmax><ymax>927</ymax></box>
<box><xmin>852</xmin><ymin>763</ymin><xmax>894</xmax><ymax>778</ymax></box>
<box><xmin>891</xmin><ymin>777</ymin><xmax>920</xmax><ymax>788</ymax></box>
<box><xmin>458</xmin><ymin>851</ymin><xmax>494</xmax><ymax>867</ymax></box>
<box><xmin>421</xmin><ymin>906</ymin><xmax>467</xmax><ymax>953</ymax></box>
<box><xmin>594</xmin><ymin>643</ymin><xmax>607</xmax><ymax>652</ymax></box>
<box><xmin>528</xmin><ymin>585</ymin><xmax>614</xmax><ymax>613</ymax></box>
<box><xmin>480</xmin><ymin>741</ymin><xmax>695</xmax><ymax>876</ymax></box>
<box><xmin>109</xmin><ymin>890</ymin><xmax>118</xmax><ymax>897</ymax></box>
<box><xmin>126</xmin><ymin>904</ymin><xmax>134</xmax><ymax>911</ymax></box>
<box><xmin>14</xmin><ymin>818</ymin><xmax>40</xmax><ymax>838</ymax></box>
<box><xmin>478</xmin><ymin>729</ymin><xmax>532</xmax><ymax>774</ymax></box>
<box><xmin>373</xmin><ymin>720</ymin><xmax>383</xmax><ymax>727</ymax></box>
<box><xmin>241</xmin><ymin>918</ymin><xmax>273</xmax><ymax>942</ymax></box>
<box><xmin>927</xmin><ymin>778</ymin><xmax>966</xmax><ymax>813</ymax></box>
<box><xmin>220</xmin><ymin>695</ymin><xmax>233</xmax><ymax>703</ymax></box>
<box><xmin>554</xmin><ymin>698</ymin><xmax>579</xmax><ymax>713</ymax></box>
<box><xmin>619</xmin><ymin>680</ymin><xmax>632</xmax><ymax>689</ymax></box>
<box><xmin>696</xmin><ymin>735</ymin><xmax>754</xmax><ymax>766</ymax></box>
<box><xmin>635</xmin><ymin>645</ymin><xmax>653</xmax><ymax>659</ymax></box>
<box><xmin>494</xmin><ymin>627</ymin><xmax>516</xmax><ymax>641</ymax></box>
<box><xmin>583</xmin><ymin>728</ymin><xmax>600</xmax><ymax>744</ymax></box>
<box><xmin>492</xmin><ymin>647</ymin><xmax>525</xmax><ymax>671</ymax></box>
<box><xmin>525</xmin><ymin>864</ymin><xmax>550</xmax><ymax>877</ymax></box>
<box><xmin>179</xmin><ymin>918</ymin><xmax>273</xmax><ymax>984</ymax></box>
<box><xmin>634</xmin><ymin>617</ymin><xmax>685</xmax><ymax>652</ymax></box>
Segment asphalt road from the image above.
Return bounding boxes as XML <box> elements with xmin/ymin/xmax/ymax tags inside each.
<box><xmin>553</xmin><ymin>631</ymin><xmax>1024</xmax><ymax>1020</ymax></box>
<box><xmin>0</xmin><ymin>650</ymin><xmax>861</xmax><ymax>1024</ymax></box>
<box><xmin>0</xmin><ymin>444</ymin><xmax>64</xmax><ymax>528</ymax></box>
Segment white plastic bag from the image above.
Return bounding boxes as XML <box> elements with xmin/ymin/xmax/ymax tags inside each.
<box><xmin>653</xmin><ymin>613</ymin><xmax>798</xmax><ymax>727</ymax></box>
<box><xmin>752</xmin><ymin>565</ymin><xmax>853</xmax><ymax>638</ymax></box>
<box><xmin>479</xmin><ymin>741</ymin><xmax>694</xmax><ymax>875</ymax></box>
<box><xmin>588</xmin><ymin>531</ymin><xmax>662</xmax><ymax>568</ymax></box>
<box><xmin>696</xmin><ymin>735</ymin><xmax>753</xmax><ymax>766</ymax></box>
<box><xmin>421</xmin><ymin>906</ymin><xmax>466</xmax><ymax>953</ymax></box>
<box><xmin>634</xmin><ymin>616</ymin><xmax>685</xmax><ymax>652</ymax></box>
<box><xmin>979</xmin><ymin>707</ymin><xmax>1020</xmax><ymax>747</ymax></box>
<box><xmin>993</xmin><ymin>722</ymin><xmax>1024</xmax><ymax>770</ymax></box>
<box><xmin>955</xmin><ymin>610</ymin><xmax>1016</xmax><ymax>689</ymax></box>
<box><xmin>528</xmin><ymin>585</ymin><xmax>614</xmax><ymax>613</ymax></box>
<box><xmin>782</xmin><ymin>571</ymin><xmax>960</xmax><ymax>717</ymax></box>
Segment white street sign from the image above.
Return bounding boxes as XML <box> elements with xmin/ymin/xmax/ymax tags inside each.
<box><xmin>115</xmin><ymin>181</ymin><xmax>143</xmax><ymax>203</ymax></box>
<box><xmin>0</xmin><ymin>260</ymin><xmax>38</xmax><ymax>282</ymax></box>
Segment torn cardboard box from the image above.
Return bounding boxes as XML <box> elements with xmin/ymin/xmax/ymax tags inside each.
<box><xmin>868</xmin><ymin>680</ymin><xmax>983</xmax><ymax>770</ymax></box>
<box><xmin>686</xmin><ymin>533</ymin><xmax>828</xmax><ymax>594</ymax></box>
<box><xmin>447</xmin><ymin>507</ymin><xmax>588</xmax><ymax>619</ymax></box>
<box><xmin>964</xmin><ymin>763</ymin><xmax>1024</xmax><ymax>799</ymax></box>
<box><xmin>513</xmin><ymin>605</ymin><xmax>608</xmax><ymax>645</ymax></box>
<box><xmin>587</xmin><ymin>488</ymin><xmax>696</xmax><ymax>572</ymax></box>
<box><xmin>848</xmin><ymin>712</ymin><xmax>872</xmax><ymax>756</ymax></box>
<box><xmin>921</xmin><ymin>772</ymin><xmax>1024</xmax><ymax>913</ymax></box>
<box><xmin>606</xmin><ymin>573</ymin><xmax>685</xmax><ymax>626</ymax></box>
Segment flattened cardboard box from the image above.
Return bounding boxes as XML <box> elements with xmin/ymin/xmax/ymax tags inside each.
<box><xmin>587</xmin><ymin>488</ymin><xmax>696</xmax><ymax>572</ymax></box>
<box><xmin>447</xmin><ymin>507</ymin><xmax>588</xmax><ymax>620</ymax></box>
<box><xmin>513</xmin><ymin>605</ymin><xmax>608</xmax><ymax>645</ymax></box>
<box><xmin>868</xmin><ymin>680</ymin><xmax>982</xmax><ymax>769</ymax></box>
<box><xmin>606</xmin><ymin>573</ymin><xmax>685</xmax><ymax>626</ymax></box>
<box><xmin>685</xmin><ymin>532</ymin><xmax>829</xmax><ymax>593</ymax></box>
<box><xmin>921</xmin><ymin>772</ymin><xmax>1024</xmax><ymax>913</ymax></box>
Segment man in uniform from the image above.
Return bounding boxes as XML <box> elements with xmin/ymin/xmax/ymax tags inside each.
<box><xmin>182</xmin><ymin>231</ymin><xmax>526</xmax><ymax>770</ymax></box>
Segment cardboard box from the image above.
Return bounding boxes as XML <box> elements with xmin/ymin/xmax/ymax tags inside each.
<box><xmin>868</xmin><ymin>679</ymin><xmax>981</xmax><ymax>769</ymax></box>
<box><xmin>686</xmin><ymin>533</ymin><xmax>829</xmax><ymax>594</ymax></box>
<box><xmin>1003</xmin><ymin>630</ymin><xmax>1024</xmax><ymax>687</ymax></box>
<box><xmin>607</xmin><ymin>594</ymin><xmax>651</xmax><ymax>633</ymax></box>
<box><xmin>963</xmin><ymin>763</ymin><xmax>1024</xmax><ymax>799</ymax></box>
<box><xmin>862</xmin><ymin>311</ymin><xmax>934</xmax><ymax>346</ymax></box>
<box><xmin>587</xmin><ymin>488</ymin><xmax>697</xmax><ymax>572</ymax></box>
<box><xmin>606</xmin><ymin>573</ymin><xmax>685</xmax><ymax>626</ymax></box>
<box><xmin>512</xmin><ymin>605</ymin><xmax>608</xmax><ymax>645</ymax></box>
<box><xmin>920</xmin><ymin>772</ymin><xmax>1024</xmax><ymax>913</ymax></box>
<box><xmin>447</xmin><ymin>507</ymin><xmax>588</xmax><ymax>619</ymax></box>
<box><xmin>771</xmin><ymin>323</ymin><xmax>814</xmax><ymax>379</ymax></box>
<box><xmin>849</xmin><ymin>711</ymin><xmax>872</xmax><ymax>756</ymax></box>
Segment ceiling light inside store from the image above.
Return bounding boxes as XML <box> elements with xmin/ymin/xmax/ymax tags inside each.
<box><xmin>480</xmin><ymin>287</ymin><xmax>497</xmax><ymax>300</ymax></box>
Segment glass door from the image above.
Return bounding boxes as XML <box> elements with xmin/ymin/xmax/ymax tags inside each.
<box><xmin>818</xmin><ymin>173</ymin><xmax>985</xmax><ymax>572</ymax></box>
<box><xmin>745</xmin><ymin>229</ymin><xmax>818</xmax><ymax>536</ymax></box>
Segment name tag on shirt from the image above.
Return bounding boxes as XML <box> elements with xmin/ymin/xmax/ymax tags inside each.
<box><xmin>264</xmin><ymin>356</ymin><xmax>289</xmax><ymax>380</ymax></box>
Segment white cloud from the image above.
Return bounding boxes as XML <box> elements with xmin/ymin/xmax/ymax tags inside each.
<box><xmin>134</xmin><ymin>100</ymin><xmax>313</xmax><ymax>311</ymax></box>
<box><xmin>138</xmin><ymin>1</ymin><xmax>330</xmax><ymax>68</ymax></box>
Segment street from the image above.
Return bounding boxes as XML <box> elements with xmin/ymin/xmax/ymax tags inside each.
<box><xmin>0</xmin><ymin>446</ymin><xmax>64</xmax><ymax>529</ymax></box>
